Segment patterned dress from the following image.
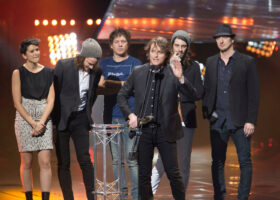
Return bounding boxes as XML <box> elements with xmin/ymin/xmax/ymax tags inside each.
<box><xmin>14</xmin><ymin>66</ymin><xmax>53</xmax><ymax>152</ymax></box>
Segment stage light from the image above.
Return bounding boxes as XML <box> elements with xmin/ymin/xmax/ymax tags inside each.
<box><xmin>168</xmin><ymin>18</ymin><xmax>175</xmax><ymax>25</ymax></box>
<box><xmin>151</xmin><ymin>18</ymin><xmax>157</xmax><ymax>25</ymax></box>
<box><xmin>142</xmin><ymin>19</ymin><xmax>147</xmax><ymax>25</ymax></box>
<box><xmin>242</xmin><ymin>18</ymin><xmax>247</xmax><ymax>25</ymax></box>
<box><xmin>105</xmin><ymin>19</ymin><xmax>111</xmax><ymax>25</ymax></box>
<box><xmin>249</xmin><ymin>18</ymin><xmax>254</xmax><ymax>25</ymax></box>
<box><xmin>70</xmin><ymin>19</ymin><xmax>75</xmax><ymax>26</ymax></box>
<box><xmin>265</xmin><ymin>52</ymin><xmax>271</xmax><ymax>57</ymax></box>
<box><xmin>187</xmin><ymin>17</ymin><xmax>194</xmax><ymax>21</ymax></box>
<box><xmin>132</xmin><ymin>19</ymin><xmax>138</xmax><ymax>25</ymax></box>
<box><xmin>124</xmin><ymin>19</ymin><xmax>129</xmax><ymax>25</ymax></box>
<box><xmin>87</xmin><ymin>19</ymin><xmax>93</xmax><ymax>26</ymax></box>
<box><xmin>61</xmin><ymin>19</ymin><xmax>66</xmax><ymax>26</ymax></box>
<box><xmin>34</xmin><ymin>19</ymin><xmax>40</xmax><ymax>26</ymax></box>
<box><xmin>248</xmin><ymin>41</ymin><xmax>254</xmax><ymax>46</ymax></box>
<box><xmin>43</xmin><ymin>19</ymin><xmax>48</xmax><ymax>26</ymax></box>
<box><xmin>232</xmin><ymin>17</ymin><xmax>238</xmax><ymax>24</ymax></box>
<box><xmin>222</xmin><ymin>16</ymin><xmax>229</xmax><ymax>24</ymax></box>
<box><xmin>114</xmin><ymin>18</ymin><xmax>120</xmax><ymax>26</ymax></box>
<box><xmin>52</xmin><ymin>19</ymin><xmax>58</xmax><ymax>26</ymax></box>
<box><xmin>48</xmin><ymin>32</ymin><xmax>78</xmax><ymax>65</ymax></box>
<box><xmin>96</xmin><ymin>18</ymin><xmax>101</xmax><ymax>25</ymax></box>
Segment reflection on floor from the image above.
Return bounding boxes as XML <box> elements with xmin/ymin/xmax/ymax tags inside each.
<box><xmin>0</xmin><ymin>138</ymin><xmax>280</xmax><ymax>200</ymax></box>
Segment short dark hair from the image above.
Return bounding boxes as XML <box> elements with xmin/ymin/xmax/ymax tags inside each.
<box><xmin>144</xmin><ymin>36</ymin><xmax>170</xmax><ymax>62</ymax></box>
<box><xmin>20</xmin><ymin>38</ymin><xmax>40</xmax><ymax>54</ymax></box>
<box><xmin>109</xmin><ymin>28</ymin><xmax>131</xmax><ymax>45</ymax></box>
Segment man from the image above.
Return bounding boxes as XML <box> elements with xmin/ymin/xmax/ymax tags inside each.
<box><xmin>52</xmin><ymin>38</ymin><xmax>103</xmax><ymax>200</ymax></box>
<box><xmin>99</xmin><ymin>28</ymin><xmax>141</xmax><ymax>200</ymax></box>
<box><xmin>118</xmin><ymin>36</ymin><xmax>200</xmax><ymax>200</ymax></box>
<box><xmin>202</xmin><ymin>24</ymin><xmax>259</xmax><ymax>200</ymax></box>
<box><xmin>150</xmin><ymin>30</ymin><xmax>204</xmax><ymax>194</ymax></box>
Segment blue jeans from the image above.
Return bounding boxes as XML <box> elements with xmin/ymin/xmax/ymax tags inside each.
<box><xmin>151</xmin><ymin>127</ymin><xmax>194</xmax><ymax>193</ymax></box>
<box><xmin>210</xmin><ymin>126</ymin><xmax>252</xmax><ymax>200</ymax></box>
<box><xmin>110</xmin><ymin>118</ymin><xmax>138</xmax><ymax>200</ymax></box>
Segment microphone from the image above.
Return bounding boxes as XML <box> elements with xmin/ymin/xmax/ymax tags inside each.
<box><xmin>150</xmin><ymin>65</ymin><xmax>160</xmax><ymax>72</ymax></box>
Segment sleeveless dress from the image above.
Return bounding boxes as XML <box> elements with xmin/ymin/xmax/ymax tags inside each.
<box><xmin>14</xmin><ymin>66</ymin><xmax>53</xmax><ymax>152</ymax></box>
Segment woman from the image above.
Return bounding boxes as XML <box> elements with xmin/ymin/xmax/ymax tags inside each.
<box><xmin>11</xmin><ymin>38</ymin><xmax>55</xmax><ymax>200</ymax></box>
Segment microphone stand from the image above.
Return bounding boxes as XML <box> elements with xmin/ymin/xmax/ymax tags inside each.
<box><xmin>128</xmin><ymin>65</ymin><xmax>158</xmax><ymax>161</ymax></box>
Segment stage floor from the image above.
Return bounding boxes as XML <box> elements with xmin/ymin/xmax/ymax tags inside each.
<box><xmin>0</xmin><ymin>137</ymin><xmax>279</xmax><ymax>200</ymax></box>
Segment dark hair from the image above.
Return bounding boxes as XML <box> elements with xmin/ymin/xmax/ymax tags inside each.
<box><xmin>144</xmin><ymin>36</ymin><xmax>170</xmax><ymax>64</ymax></box>
<box><xmin>109</xmin><ymin>28</ymin><xmax>131</xmax><ymax>46</ymax></box>
<box><xmin>20</xmin><ymin>38</ymin><xmax>40</xmax><ymax>54</ymax></box>
<box><xmin>74</xmin><ymin>54</ymin><xmax>100</xmax><ymax>71</ymax></box>
<box><xmin>74</xmin><ymin>54</ymin><xmax>86</xmax><ymax>70</ymax></box>
<box><xmin>171</xmin><ymin>35</ymin><xmax>191</xmax><ymax>69</ymax></box>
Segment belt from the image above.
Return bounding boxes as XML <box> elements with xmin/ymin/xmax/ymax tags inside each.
<box><xmin>71</xmin><ymin>109</ymin><xmax>86</xmax><ymax>118</ymax></box>
<box><xmin>142</xmin><ymin>122</ymin><xmax>160</xmax><ymax>129</ymax></box>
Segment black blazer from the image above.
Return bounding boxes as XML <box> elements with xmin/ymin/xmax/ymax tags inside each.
<box><xmin>202</xmin><ymin>51</ymin><xmax>259</xmax><ymax>126</ymax></box>
<box><xmin>180</xmin><ymin>61</ymin><xmax>204</xmax><ymax>128</ymax></box>
<box><xmin>52</xmin><ymin>58</ymin><xmax>102</xmax><ymax>131</ymax></box>
<box><xmin>117</xmin><ymin>63</ymin><xmax>201</xmax><ymax>142</ymax></box>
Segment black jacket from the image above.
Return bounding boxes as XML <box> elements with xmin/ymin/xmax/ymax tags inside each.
<box><xmin>202</xmin><ymin>51</ymin><xmax>259</xmax><ymax>126</ymax></box>
<box><xmin>180</xmin><ymin>61</ymin><xmax>204</xmax><ymax>128</ymax></box>
<box><xmin>52</xmin><ymin>58</ymin><xmax>102</xmax><ymax>131</ymax></box>
<box><xmin>117</xmin><ymin>63</ymin><xmax>201</xmax><ymax>142</ymax></box>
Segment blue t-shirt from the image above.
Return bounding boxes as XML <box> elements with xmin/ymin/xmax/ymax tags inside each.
<box><xmin>99</xmin><ymin>56</ymin><xmax>142</xmax><ymax>123</ymax></box>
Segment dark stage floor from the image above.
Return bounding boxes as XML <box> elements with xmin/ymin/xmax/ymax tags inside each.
<box><xmin>0</xmin><ymin>135</ymin><xmax>279</xmax><ymax>200</ymax></box>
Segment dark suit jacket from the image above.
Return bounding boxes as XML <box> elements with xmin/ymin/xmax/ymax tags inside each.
<box><xmin>202</xmin><ymin>50</ymin><xmax>259</xmax><ymax>126</ymax></box>
<box><xmin>52</xmin><ymin>58</ymin><xmax>102</xmax><ymax>131</ymax></box>
<box><xmin>117</xmin><ymin>63</ymin><xmax>201</xmax><ymax>142</ymax></box>
<box><xmin>180</xmin><ymin>61</ymin><xmax>204</xmax><ymax>128</ymax></box>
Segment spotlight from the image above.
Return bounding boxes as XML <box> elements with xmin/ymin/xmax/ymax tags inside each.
<box><xmin>87</xmin><ymin>19</ymin><xmax>93</xmax><ymax>26</ymax></box>
<box><xmin>34</xmin><ymin>19</ymin><xmax>40</xmax><ymax>26</ymax></box>
<box><xmin>43</xmin><ymin>19</ymin><xmax>48</xmax><ymax>26</ymax></box>
<box><xmin>52</xmin><ymin>19</ymin><xmax>58</xmax><ymax>26</ymax></box>
<box><xmin>48</xmin><ymin>32</ymin><xmax>78</xmax><ymax>65</ymax></box>
<box><xmin>70</xmin><ymin>19</ymin><xmax>76</xmax><ymax>26</ymax></box>
<box><xmin>61</xmin><ymin>19</ymin><xmax>66</xmax><ymax>26</ymax></box>
<box><xmin>96</xmin><ymin>18</ymin><xmax>102</xmax><ymax>25</ymax></box>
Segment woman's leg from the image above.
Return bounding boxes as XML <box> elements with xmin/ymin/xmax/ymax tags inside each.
<box><xmin>38</xmin><ymin>150</ymin><xmax>52</xmax><ymax>192</ymax></box>
<box><xmin>20</xmin><ymin>152</ymin><xmax>33</xmax><ymax>191</ymax></box>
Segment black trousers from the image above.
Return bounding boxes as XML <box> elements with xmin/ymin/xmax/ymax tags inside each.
<box><xmin>138</xmin><ymin>127</ymin><xmax>185</xmax><ymax>200</ymax></box>
<box><xmin>55</xmin><ymin>110</ymin><xmax>95</xmax><ymax>200</ymax></box>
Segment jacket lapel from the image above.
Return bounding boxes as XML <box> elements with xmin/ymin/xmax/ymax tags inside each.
<box><xmin>88</xmin><ymin>70</ymin><xmax>95</xmax><ymax>99</ymax></box>
<box><xmin>159</xmin><ymin>66</ymin><xmax>169</xmax><ymax>99</ymax></box>
<box><xmin>139</xmin><ymin>64</ymin><xmax>151</xmax><ymax>107</ymax></box>
<box><xmin>229</xmin><ymin>51</ymin><xmax>240</xmax><ymax>83</ymax></box>
<box><xmin>74</xmin><ymin>66</ymin><xmax>80</xmax><ymax>100</ymax></box>
<box><xmin>211</xmin><ymin>54</ymin><xmax>219</xmax><ymax>91</ymax></box>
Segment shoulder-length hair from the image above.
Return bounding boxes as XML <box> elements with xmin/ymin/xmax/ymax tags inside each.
<box><xmin>74</xmin><ymin>54</ymin><xmax>100</xmax><ymax>71</ymax></box>
<box><xmin>144</xmin><ymin>36</ymin><xmax>170</xmax><ymax>65</ymax></box>
<box><xmin>74</xmin><ymin>54</ymin><xmax>86</xmax><ymax>70</ymax></box>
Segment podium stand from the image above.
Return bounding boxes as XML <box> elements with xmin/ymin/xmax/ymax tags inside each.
<box><xmin>92</xmin><ymin>124</ymin><xmax>124</xmax><ymax>200</ymax></box>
